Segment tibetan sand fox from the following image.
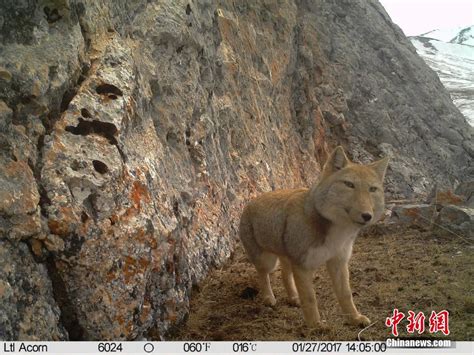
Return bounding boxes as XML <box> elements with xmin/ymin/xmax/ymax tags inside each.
<box><xmin>239</xmin><ymin>146</ymin><xmax>389</xmax><ymax>329</ymax></box>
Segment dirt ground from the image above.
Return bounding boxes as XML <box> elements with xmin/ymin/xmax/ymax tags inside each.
<box><xmin>168</xmin><ymin>226</ymin><xmax>473</xmax><ymax>341</ymax></box>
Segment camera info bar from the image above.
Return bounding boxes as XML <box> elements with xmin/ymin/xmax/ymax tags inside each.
<box><xmin>0</xmin><ymin>341</ymin><xmax>472</xmax><ymax>354</ymax></box>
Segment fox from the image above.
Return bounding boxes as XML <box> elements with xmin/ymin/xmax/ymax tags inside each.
<box><xmin>239</xmin><ymin>146</ymin><xmax>389</xmax><ymax>329</ymax></box>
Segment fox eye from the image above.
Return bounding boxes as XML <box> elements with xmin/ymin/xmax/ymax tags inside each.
<box><xmin>369</xmin><ymin>186</ymin><xmax>378</xmax><ymax>192</ymax></box>
<box><xmin>343</xmin><ymin>181</ymin><xmax>355</xmax><ymax>188</ymax></box>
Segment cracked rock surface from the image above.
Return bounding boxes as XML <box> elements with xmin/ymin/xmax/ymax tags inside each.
<box><xmin>0</xmin><ymin>240</ymin><xmax>67</xmax><ymax>340</ymax></box>
<box><xmin>0</xmin><ymin>0</ymin><xmax>472</xmax><ymax>340</ymax></box>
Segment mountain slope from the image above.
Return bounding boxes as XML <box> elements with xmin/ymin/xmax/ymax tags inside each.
<box><xmin>411</xmin><ymin>26</ymin><xmax>474</xmax><ymax>125</ymax></box>
<box><xmin>450</xmin><ymin>26</ymin><xmax>474</xmax><ymax>46</ymax></box>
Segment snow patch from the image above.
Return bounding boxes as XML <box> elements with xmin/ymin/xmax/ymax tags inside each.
<box><xmin>411</xmin><ymin>25</ymin><xmax>474</xmax><ymax>126</ymax></box>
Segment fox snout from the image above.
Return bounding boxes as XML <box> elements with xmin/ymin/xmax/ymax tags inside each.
<box><xmin>348</xmin><ymin>206</ymin><xmax>375</xmax><ymax>225</ymax></box>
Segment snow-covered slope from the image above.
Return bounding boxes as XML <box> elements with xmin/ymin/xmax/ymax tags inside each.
<box><xmin>410</xmin><ymin>26</ymin><xmax>474</xmax><ymax>126</ymax></box>
<box><xmin>420</xmin><ymin>27</ymin><xmax>465</xmax><ymax>42</ymax></box>
<box><xmin>450</xmin><ymin>26</ymin><xmax>474</xmax><ymax>46</ymax></box>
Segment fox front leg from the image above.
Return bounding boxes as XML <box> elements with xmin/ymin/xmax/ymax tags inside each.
<box><xmin>326</xmin><ymin>255</ymin><xmax>370</xmax><ymax>327</ymax></box>
<box><xmin>292</xmin><ymin>265</ymin><xmax>324</xmax><ymax>328</ymax></box>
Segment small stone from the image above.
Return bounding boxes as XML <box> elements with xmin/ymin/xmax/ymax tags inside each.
<box><xmin>391</xmin><ymin>204</ymin><xmax>437</xmax><ymax>226</ymax></box>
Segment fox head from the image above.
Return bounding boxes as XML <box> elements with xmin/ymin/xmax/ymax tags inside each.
<box><xmin>312</xmin><ymin>146</ymin><xmax>389</xmax><ymax>227</ymax></box>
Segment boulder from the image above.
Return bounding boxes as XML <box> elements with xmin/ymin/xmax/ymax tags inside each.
<box><xmin>438</xmin><ymin>206</ymin><xmax>474</xmax><ymax>239</ymax></box>
<box><xmin>455</xmin><ymin>181</ymin><xmax>474</xmax><ymax>207</ymax></box>
<box><xmin>391</xmin><ymin>204</ymin><xmax>437</xmax><ymax>226</ymax></box>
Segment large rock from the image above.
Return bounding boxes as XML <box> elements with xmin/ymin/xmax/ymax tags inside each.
<box><xmin>0</xmin><ymin>0</ymin><xmax>87</xmax><ymax>339</ymax></box>
<box><xmin>455</xmin><ymin>181</ymin><xmax>474</xmax><ymax>207</ymax></box>
<box><xmin>0</xmin><ymin>0</ymin><xmax>472</xmax><ymax>340</ymax></box>
<box><xmin>391</xmin><ymin>204</ymin><xmax>437</xmax><ymax>226</ymax></box>
<box><xmin>438</xmin><ymin>205</ymin><xmax>474</xmax><ymax>239</ymax></box>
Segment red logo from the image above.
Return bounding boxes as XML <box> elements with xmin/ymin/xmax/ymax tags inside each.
<box><xmin>385</xmin><ymin>308</ymin><xmax>405</xmax><ymax>336</ymax></box>
<box><xmin>429</xmin><ymin>310</ymin><xmax>450</xmax><ymax>335</ymax></box>
<box><xmin>406</xmin><ymin>311</ymin><xmax>425</xmax><ymax>334</ymax></box>
<box><xmin>386</xmin><ymin>309</ymin><xmax>450</xmax><ymax>336</ymax></box>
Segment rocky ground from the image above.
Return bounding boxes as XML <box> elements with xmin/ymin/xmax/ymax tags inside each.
<box><xmin>169</xmin><ymin>226</ymin><xmax>473</xmax><ymax>341</ymax></box>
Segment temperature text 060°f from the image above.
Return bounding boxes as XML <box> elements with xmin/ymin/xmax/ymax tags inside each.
<box><xmin>183</xmin><ymin>342</ymin><xmax>211</xmax><ymax>352</ymax></box>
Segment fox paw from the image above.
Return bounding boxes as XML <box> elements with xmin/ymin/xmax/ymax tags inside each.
<box><xmin>305</xmin><ymin>320</ymin><xmax>329</xmax><ymax>332</ymax></box>
<box><xmin>347</xmin><ymin>314</ymin><xmax>371</xmax><ymax>327</ymax></box>
<box><xmin>262</xmin><ymin>295</ymin><xmax>276</xmax><ymax>306</ymax></box>
<box><xmin>288</xmin><ymin>296</ymin><xmax>300</xmax><ymax>307</ymax></box>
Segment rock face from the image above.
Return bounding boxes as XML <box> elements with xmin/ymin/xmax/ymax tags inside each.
<box><xmin>305</xmin><ymin>2</ymin><xmax>473</xmax><ymax>196</ymax></box>
<box><xmin>0</xmin><ymin>240</ymin><xmax>67</xmax><ymax>340</ymax></box>
<box><xmin>0</xmin><ymin>0</ymin><xmax>472</xmax><ymax>340</ymax></box>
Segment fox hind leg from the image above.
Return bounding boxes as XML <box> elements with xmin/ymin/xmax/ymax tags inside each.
<box><xmin>280</xmin><ymin>257</ymin><xmax>300</xmax><ymax>306</ymax></box>
<box><xmin>254</xmin><ymin>252</ymin><xmax>278</xmax><ymax>306</ymax></box>
<box><xmin>240</xmin><ymin>215</ymin><xmax>278</xmax><ymax>306</ymax></box>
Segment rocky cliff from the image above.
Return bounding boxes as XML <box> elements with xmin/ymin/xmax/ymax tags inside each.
<box><xmin>1</xmin><ymin>0</ymin><xmax>472</xmax><ymax>340</ymax></box>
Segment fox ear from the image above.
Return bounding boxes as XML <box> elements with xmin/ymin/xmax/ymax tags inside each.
<box><xmin>370</xmin><ymin>156</ymin><xmax>389</xmax><ymax>181</ymax></box>
<box><xmin>322</xmin><ymin>146</ymin><xmax>350</xmax><ymax>176</ymax></box>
